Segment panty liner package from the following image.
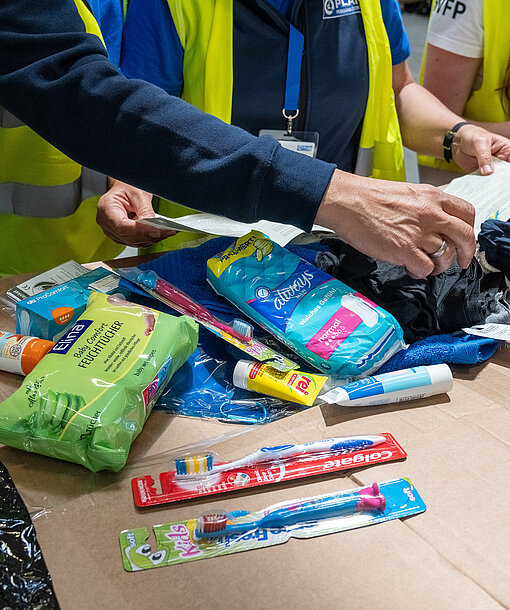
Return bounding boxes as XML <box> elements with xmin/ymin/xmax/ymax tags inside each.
<box><xmin>0</xmin><ymin>292</ymin><xmax>198</xmax><ymax>471</ymax></box>
<box><xmin>207</xmin><ymin>232</ymin><xmax>405</xmax><ymax>379</ymax></box>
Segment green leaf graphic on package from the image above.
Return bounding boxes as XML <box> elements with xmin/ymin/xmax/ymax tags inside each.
<box><xmin>34</xmin><ymin>390</ymin><xmax>86</xmax><ymax>433</ymax></box>
<box><xmin>0</xmin><ymin>292</ymin><xmax>198</xmax><ymax>471</ymax></box>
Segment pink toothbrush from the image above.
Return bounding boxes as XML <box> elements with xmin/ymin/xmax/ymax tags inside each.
<box><xmin>137</xmin><ymin>271</ymin><xmax>252</xmax><ymax>343</ymax></box>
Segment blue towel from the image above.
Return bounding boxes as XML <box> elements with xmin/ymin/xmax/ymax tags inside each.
<box><xmin>140</xmin><ymin>236</ymin><xmax>328</xmax><ymax>322</ymax></box>
<box><xmin>379</xmin><ymin>333</ymin><xmax>500</xmax><ymax>372</ymax></box>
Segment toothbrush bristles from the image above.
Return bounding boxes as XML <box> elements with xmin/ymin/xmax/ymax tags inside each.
<box><xmin>232</xmin><ymin>318</ymin><xmax>253</xmax><ymax>340</ymax></box>
<box><xmin>175</xmin><ymin>454</ymin><xmax>213</xmax><ymax>475</ymax></box>
<box><xmin>198</xmin><ymin>512</ymin><xmax>228</xmax><ymax>535</ymax></box>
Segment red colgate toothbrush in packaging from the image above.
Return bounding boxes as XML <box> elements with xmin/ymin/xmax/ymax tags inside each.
<box><xmin>131</xmin><ymin>433</ymin><xmax>406</xmax><ymax>508</ymax></box>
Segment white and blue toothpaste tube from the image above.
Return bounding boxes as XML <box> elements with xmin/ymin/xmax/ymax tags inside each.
<box><xmin>319</xmin><ymin>364</ymin><xmax>453</xmax><ymax>407</ymax></box>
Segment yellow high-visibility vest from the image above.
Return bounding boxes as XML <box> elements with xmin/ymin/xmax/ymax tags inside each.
<box><xmin>418</xmin><ymin>0</ymin><xmax>510</xmax><ymax>173</ymax></box>
<box><xmin>0</xmin><ymin>0</ymin><xmax>123</xmax><ymax>276</ymax></box>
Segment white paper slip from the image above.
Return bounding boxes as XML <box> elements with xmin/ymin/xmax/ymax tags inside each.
<box><xmin>463</xmin><ymin>323</ymin><xmax>510</xmax><ymax>341</ymax></box>
<box><xmin>443</xmin><ymin>158</ymin><xmax>510</xmax><ymax>236</ymax></box>
<box><xmin>139</xmin><ymin>213</ymin><xmax>333</xmax><ymax>247</ymax></box>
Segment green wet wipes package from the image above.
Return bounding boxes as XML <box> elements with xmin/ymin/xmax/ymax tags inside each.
<box><xmin>0</xmin><ymin>292</ymin><xmax>198</xmax><ymax>471</ymax></box>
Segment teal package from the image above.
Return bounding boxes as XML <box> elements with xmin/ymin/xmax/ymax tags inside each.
<box><xmin>207</xmin><ymin>232</ymin><xmax>405</xmax><ymax>379</ymax></box>
<box><xmin>16</xmin><ymin>267</ymin><xmax>132</xmax><ymax>342</ymax></box>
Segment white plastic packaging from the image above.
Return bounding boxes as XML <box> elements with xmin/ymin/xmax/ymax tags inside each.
<box><xmin>319</xmin><ymin>364</ymin><xmax>453</xmax><ymax>407</ymax></box>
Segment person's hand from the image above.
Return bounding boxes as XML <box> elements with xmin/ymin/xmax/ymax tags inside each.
<box><xmin>315</xmin><ymin>170</ymin><xmax>476</xmax><ymax>279</ymax></box>
<box><xmin>452</xmin><ymin>124</ymin><xmax>510</xmax><ymax>174</ymax></box>
<box><xmin>96</xmin><ymin>179</ymin><xmax>176</xmax><ymax>247</ymax></box>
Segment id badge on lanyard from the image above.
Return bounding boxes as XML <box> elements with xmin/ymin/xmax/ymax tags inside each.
<box><xmin>258</xmin><ymin>24</ymin><xmax>319</xmax><ymax>158</ymax></box>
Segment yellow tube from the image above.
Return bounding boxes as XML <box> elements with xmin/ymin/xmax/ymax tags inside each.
<box><xmin>233</xmin><ymin>360</ymin><xmax>327</xmax><ymax>406</ymax></box>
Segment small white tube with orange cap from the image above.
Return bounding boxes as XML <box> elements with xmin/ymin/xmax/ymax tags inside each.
<box><xmin>0</xmin><ymin>330</ymin><xmax>55</xmax><ymax>375</ymax></box>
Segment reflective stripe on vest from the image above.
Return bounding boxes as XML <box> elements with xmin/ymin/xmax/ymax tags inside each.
<box><xmin>0</xmin><ymin>168</ymin><xmax>106</xmax><ymax>217</ymax></box>
<box><xmin>418</xmin><ymin>0</ymin><xmax>510</xmax><ymax>172</ymax></box>
<box><xmin>0</xmin><ymin>0</ymin><xmax>122</xmax><ymax>276</ymax></box>
<box><xmin>355</xmin><ymin>147</ymin><xmax>374</xmax><ymax>177</ymax></box>
<box><xmin>167</xmin><ymin>0</ymin><xmax>404</xmax><ymax>181</ymax></box>
<box><xmin>0</xmin><ymin>108</ymin><xmax>24</xmax><ymax>129</ymax></box>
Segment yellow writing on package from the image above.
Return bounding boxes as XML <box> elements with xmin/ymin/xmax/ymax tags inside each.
<box><xmin>207</xmin><ymin>232</ymin><xmax>263</xmax><ymax>278</ymax></box>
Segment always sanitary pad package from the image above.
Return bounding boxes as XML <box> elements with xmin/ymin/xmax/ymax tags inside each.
<box><xmin>0</xmin><ymin>292</ymin><xmax>198</xmax><ymax>471</ymax></box>
<box><xmin>207</xmin><ymin>232</ymin><xmax>404</xmax><ymax>379</ymax></box>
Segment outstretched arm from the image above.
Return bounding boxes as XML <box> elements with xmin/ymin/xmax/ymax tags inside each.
<box><xmin>0</xmin><ymin>0</ymin><xmax>334</xmax><ymax>231</ymax></box>
<box><xmin>393</xmin><ymin>60</ymin><xmax>510</xmax><ymax>173</ymax></box>
<box><xmin>0</xmin><ymin>0</ymin><xmax>477</xmax><ymax>279</ymax></box>
<box><xmin>422</xmin><ymin>44</ymin><xmax>510</xmax><ymax>139</ymax></box>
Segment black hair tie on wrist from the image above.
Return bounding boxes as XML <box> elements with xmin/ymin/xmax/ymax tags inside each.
<box><xmin>443</xmin><ymin>121</ymin><xmax>469</xmax><ymax>163</ymax></box>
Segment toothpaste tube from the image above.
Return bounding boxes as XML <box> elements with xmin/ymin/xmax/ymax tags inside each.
<box><xmin>0</xmin><ymin>331</ymin><xmax>55</xmax><ymax>375</ymax></box>
<box><xmin>233</xmin><ymin>360</ymin><xmax>327</xmax><ymax>406</ymax></box>
<box><xmin>207</xmin><ymin>232</ymin><xmax>405</xmax><ymax>379</ymax></box>
<box><xmin>319</xmin><ymin>364</ymin><xmax>453</xmax><ymax>407</ymax></box>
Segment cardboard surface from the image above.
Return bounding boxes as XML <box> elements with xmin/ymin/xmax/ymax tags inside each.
<box><xmin>1</xmin><ymin>271</ymin><xmax>510</xmax><ymax>609</ymax></box>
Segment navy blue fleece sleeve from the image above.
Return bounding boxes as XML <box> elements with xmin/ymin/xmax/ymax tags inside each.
<box><xmin>0</xmin><ymin>0</ymin><xmax>335</xmax><ymax>231</ymax></box>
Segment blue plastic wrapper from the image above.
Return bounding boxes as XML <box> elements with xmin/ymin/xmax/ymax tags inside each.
<box><xmin>155</xmin><ymin>332</ymin><xmax>306</xmax><ymax>424</ymax></box>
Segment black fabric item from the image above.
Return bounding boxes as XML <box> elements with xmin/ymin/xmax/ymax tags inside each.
<box><xmin>316</xmin><ymin>237</ymin><xmax>504</xmax><ymax>343</ymax></box>
<box><xmin>0</xmin><ymin>460</ymin><xmax>59</xmax><ymax>609</ymax></box>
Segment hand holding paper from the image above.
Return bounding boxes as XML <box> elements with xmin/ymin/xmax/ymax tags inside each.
<box><xmin>97</xmin><ymin>179</ymin><xmax>176</xmax><ymax>247</ymax></box>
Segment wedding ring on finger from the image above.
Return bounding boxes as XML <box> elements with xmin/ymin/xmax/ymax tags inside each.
<box><xmin>430</xmin><ymin>239</ymin><xmax>448</xmax><ymax>259</ymax></box>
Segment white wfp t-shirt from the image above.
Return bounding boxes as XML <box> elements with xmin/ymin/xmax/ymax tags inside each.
<box><xmin>427</xmin><ymin>0</ymin><xmax>484</xmax><ymax>59</ymax></box>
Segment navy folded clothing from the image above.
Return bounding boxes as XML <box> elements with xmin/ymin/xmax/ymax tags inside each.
<box><xmin>478</xmin><ymin>219</ymin><xmax>510</xmax><ymax>276</ymax></box>
<box><xmin>379</xmin><ymin>333</ymin><xmax>500</xmax><ymax>373</ymax></box>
